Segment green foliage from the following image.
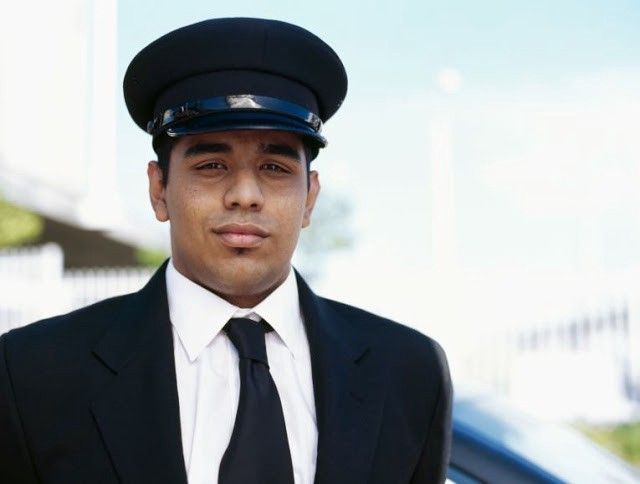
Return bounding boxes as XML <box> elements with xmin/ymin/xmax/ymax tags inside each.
<box><xmin>578</xmin><ymin>422</ymin><xmax>640</xmax><ymax>466</ymax></box>
<box><xmin>135</xmin><ymin>247</ymin><xmax>169</xmax><ymax>268</ymax></box>
<box><xmin>0</xmin><ymin>198</ymin><xmax>44</xmax><ymax>248</ymax></box>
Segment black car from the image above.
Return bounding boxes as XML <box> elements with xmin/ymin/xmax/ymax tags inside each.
<box><xmin>448</xmin><ymin>389</ymin><xmax>640</xmax><ymax>483</ymax></box>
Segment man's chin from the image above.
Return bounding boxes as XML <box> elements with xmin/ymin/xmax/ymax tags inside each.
<box><xmin>198</xmin><ymin>265</ymin><xmax>290</xmax><ymax>307</ymax></box>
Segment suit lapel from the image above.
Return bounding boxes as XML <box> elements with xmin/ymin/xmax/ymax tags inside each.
<box><xmin>296</xmin><ymin>273</ymin><xmax>387</xmax><ymax>484</ymax></box>
<box><xmin>91</xmin><ymin>262</ymin><xmax>187</xmax><ymax>484</ymax></box>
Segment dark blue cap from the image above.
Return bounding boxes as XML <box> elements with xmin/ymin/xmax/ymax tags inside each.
<box><xmin>123</xmin><ymin>18</ymin><xmax>348</xmax><ymax>156</ymax></box>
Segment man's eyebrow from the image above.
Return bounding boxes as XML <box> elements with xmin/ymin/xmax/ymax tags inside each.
<box><xmin>183</xmin><ymin>143</ymin><xmax>231</xmax><ymax>158</ymax></box>
<box><xmin>261</xmin><ymin>143</ymin><xmax>301</xmax><ymax>162</ymax></box>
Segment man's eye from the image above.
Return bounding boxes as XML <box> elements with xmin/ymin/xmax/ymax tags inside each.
<box><xmin>261</xmin><ymin>163</ymin><xmax>289</xmax><ymax>173</ymax></box>
<box><xmin>196</xmin><ymin>161</ymin><xmax>226</xmax><ymax>170</ymax></box>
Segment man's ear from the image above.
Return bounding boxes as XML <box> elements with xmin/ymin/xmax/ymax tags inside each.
<box><xmin>302</xmin><ymin>170</ymin><xmax>320</xmax><ymax>228</ymax></box>
<box><xmin>147</xmin><ymin>161</ymin><xmax>169</xmax><ymax>222</ymax></box>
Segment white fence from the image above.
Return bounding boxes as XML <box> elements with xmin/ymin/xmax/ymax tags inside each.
<box><xmin>1</xmin><ymin>244</ymin><xmax>153</xmax><ymax>334</ymax></box>
<box><xmin>508</xmin><ymin>305</ymin><xmax>640</xmax><ymax>422</ymax></box>
<box><xmin>460</xmin><ymin>303</ymin><xmax>640</xmax><ymax>423</ymax></box>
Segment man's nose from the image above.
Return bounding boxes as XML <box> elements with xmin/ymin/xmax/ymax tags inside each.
<box><xmin>223</xmin><ymin>169</ymin><xmax>265</xmax><ymax>211</ymax></box>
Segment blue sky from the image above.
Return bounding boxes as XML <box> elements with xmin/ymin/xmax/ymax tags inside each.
<box><xmin>115</xmin><ymin>0</ymin><xmax>640</xmax><ymax>332</ymax></box>
<box><xmin>118</xmin><ymin>1</ymin><xmax>640</xmax><ymax>85</ymax></box>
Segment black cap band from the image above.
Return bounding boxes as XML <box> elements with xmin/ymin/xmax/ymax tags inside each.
<box><xmin>147</xmin><ymin>94</ymin><xmax>326</xmax><ymax>146</ymax></box>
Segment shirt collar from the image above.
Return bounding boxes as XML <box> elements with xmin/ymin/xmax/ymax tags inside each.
<box><xmin>166</xmin><ymin>259</ymin><xmax>304</xmax><ymax>362</ymax></box>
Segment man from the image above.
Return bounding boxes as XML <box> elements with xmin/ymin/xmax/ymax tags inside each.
<box><xmin>0</xmin><ymin>18</ymin><xmax>452</xmax><ymax>484</ymax></box>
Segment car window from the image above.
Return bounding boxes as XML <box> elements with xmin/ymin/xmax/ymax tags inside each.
<box><xmin>447</xmin><ymin>465</ymin><xmax>482</xmax><ymax>484</ymax></box>
<box><xmin>454</xmin><ymin>394</ymin><xmax>640</xmax><ymax>484</ymax></box>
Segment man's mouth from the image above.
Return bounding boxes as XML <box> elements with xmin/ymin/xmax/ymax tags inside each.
<box><xmin>212</xmin><ymin>223</ymin><xmax>269</xmax><ymax>248</ymax></box>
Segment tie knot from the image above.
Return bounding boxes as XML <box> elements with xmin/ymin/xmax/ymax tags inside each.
<box><xmin>224</xmin><ymin>318</ymin><xmax>270</xmax><ymax>365</ymax></box>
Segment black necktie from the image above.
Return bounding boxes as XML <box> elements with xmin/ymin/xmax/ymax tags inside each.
<box><xmin>218</xmin><ymin>317</ymin><xmax>295</xmax><ymax>484</ymax></box>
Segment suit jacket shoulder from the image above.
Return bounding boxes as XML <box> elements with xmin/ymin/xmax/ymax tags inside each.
<box><xmin>2</xmin><ymin>288</ymin><xmax>151</xmax><ymax>402</ymax></box>
<box><xmin>1</xmin><ymin>264</ymin><xmax>185</xmax><ymax>484</ymax></box>
<box><xmin>318</xmin><ymin>296</ymin><xmax>450</xmax><ymax>388</ymax></box>
<box><xmin>5</xmin><ymin>291</ymin><xmax>136</xmax><ymax>356</ymax></box>
<box><xmin>307</xmin><ymin>294</ymin><xmax>452</xmax><ymax>484</ymax></box>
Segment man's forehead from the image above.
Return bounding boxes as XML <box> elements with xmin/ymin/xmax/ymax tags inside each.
<box><xmin>176</xmin><ymin>130</ymin><xmax>304</xmax><ymax>148</ymax></box>
<box><xmin>173</xmin><ymin>130</ymin><xmax>307</xmax><ymax>163</ymax></box>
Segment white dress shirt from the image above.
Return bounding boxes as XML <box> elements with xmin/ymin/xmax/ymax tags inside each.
<box><xmin>166</xmin><ymin>260</ymin><xmax>317</xmax><ymax>484</ymax></box>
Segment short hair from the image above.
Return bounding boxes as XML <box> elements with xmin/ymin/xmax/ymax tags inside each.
<box><xmin>154</xmin><ymin>134</ymin><xmax>314</xmax><ymax>189</ymax></box>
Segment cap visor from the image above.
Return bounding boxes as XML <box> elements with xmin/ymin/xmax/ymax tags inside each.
<box><xmin>164</xmin><ymin>111</ymin><xmax>327</xmax><ymax>148</ymax></box>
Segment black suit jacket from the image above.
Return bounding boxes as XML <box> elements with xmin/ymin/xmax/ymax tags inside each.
<box><xmin>1</xmin><ymin>263</ymin><xmax>452</xmax><ymax>484</ymax></box>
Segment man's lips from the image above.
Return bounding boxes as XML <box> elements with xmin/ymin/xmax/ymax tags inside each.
<box><xmin>212</xmin><ymin>223</ymin><xmax>269</xmax><ymax>248</ymax></box>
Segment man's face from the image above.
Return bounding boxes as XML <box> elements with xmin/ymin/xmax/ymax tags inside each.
<box><xmin>147</xmin><ymin>129</ymin><xmax>320</xmax><ymax>307</ymax></box>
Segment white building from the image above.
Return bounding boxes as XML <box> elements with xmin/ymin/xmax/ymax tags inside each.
<box><xmin>0</xmin><ymin>0</ymin><xmax>154</xmax><ymax>250</ymax></box>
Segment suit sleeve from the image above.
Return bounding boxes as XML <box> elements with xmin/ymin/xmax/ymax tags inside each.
<box><xmin>410</xmin><ymin>340</ymin><xmax>453</xmax><ymax>484</ymax></box>
<box><xmin>0</xmin><ymin>332</ymin><xmax>39</xmax><ymax>484</ymax></box>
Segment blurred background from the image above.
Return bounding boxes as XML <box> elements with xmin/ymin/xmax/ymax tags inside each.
<box><xmin>1</xmin><ymin>0</ymin><xmax>639</xmax><ymax>469</ymax></box>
